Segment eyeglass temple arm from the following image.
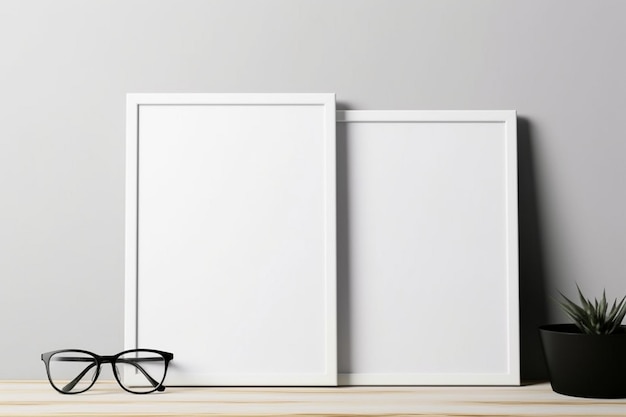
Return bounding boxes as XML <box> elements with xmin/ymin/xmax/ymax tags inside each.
<box><xmin>61</xmin><ymin>361</ymin><xmax>97</xmax><ymax>393</ymax></box>
<box><xmin>57</xmin><ymin>357</ymin><xmax>164</xmax><ymax>393</ymax></box>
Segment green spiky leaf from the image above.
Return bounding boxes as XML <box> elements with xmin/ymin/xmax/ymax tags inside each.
<box><xmin>558</xmin><ymin>286</ymin><xmax>626</xmax><ymax>335</ymax></box>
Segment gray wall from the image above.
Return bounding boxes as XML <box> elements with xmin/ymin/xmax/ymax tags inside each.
<box><xmin>1</xmin><ymin>0</ymin><xmax>624</xmax><ymax>380</ymax></box>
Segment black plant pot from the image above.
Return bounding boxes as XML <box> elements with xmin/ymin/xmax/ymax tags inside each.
<box><xmin>539</xmin><ymin>324</ymin><xmax>626</xmax><ymax>398</ymax></box>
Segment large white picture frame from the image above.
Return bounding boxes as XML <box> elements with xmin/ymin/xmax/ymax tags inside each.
<box><xmin>336</xmin><ymin>110</ymin><xmax>519</xmax><ymax>385</ymax></box>
<box><xmin>125</xmin><ymin>94</ymin><xmax>337</xmax><ymax>386</ymax></box>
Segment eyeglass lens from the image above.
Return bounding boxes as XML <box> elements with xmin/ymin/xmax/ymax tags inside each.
<box><xmin>47</xmin><ymin>351</ymin><xmax>99</xmax><ymax>394</ymax></box>
<box><xmin>115</xmin><ymin>350</ymin><xmax>167</xmax><ymax>393</ymax></box>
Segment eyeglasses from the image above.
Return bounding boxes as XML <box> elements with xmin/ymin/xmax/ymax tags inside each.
<box><xmin>41</xmin><ymin>349</ymin><xmax>173</xmax><ymax>394</ymax></box>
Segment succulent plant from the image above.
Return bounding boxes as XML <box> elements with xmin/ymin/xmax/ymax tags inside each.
<box><xmin>558</xmin><ymin>285</ymin><xmax>626</xmax><ymax>335</ymax></box>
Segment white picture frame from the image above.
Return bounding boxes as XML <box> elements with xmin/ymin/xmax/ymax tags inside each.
<box><xmin>125</xmin><ymin>93</ymin><xmax>337</xmax><ymax>386</ymax></box>
<box><xmin>336</xmin><ymin>110</ymin><xmax>519</xmax><ymax>385</ymax></box>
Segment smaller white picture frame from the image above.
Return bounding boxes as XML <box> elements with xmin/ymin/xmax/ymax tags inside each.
<box><xmin>336</xmin><ymin>110</ymin><xmax>519</xmax><ymax>386</ymax></box>
<box><xmin>125</xmin><ymin>93</ymin><xmax>337</xmax><ymax>386</ymax></box>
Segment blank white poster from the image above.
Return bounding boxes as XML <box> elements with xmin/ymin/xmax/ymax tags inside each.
<box><xmin>125</xmin><ymin>94</ymin><xmax>337</xmax><ymax>386</ymax></box>
<box><xmin>336</xmin><ymin>111</ymin><xmax>519</xmax><ymax>385</ymax></box>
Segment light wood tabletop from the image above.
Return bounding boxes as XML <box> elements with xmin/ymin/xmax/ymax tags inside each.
<box><xmin>2</xmin><ymin>381</ymin><xmax>626</xmax><ymax>416</ymax></box>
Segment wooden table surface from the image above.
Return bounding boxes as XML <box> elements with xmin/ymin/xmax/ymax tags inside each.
<box><xmin>2</xmin><ymin>381</ymin><xmax>626</xmax><ymax>416</ymax></box>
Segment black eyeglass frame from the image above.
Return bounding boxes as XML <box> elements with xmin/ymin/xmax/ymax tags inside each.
<box><xmin>41</xmin><ymin>348</ymin><xmax>174</xmax><ymax>394</ymax></box>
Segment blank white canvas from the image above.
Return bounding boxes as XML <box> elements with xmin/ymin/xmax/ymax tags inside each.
<box><xmin>125</xmin><ymin>94</ymin><xmax>337</xmax><ymax>386</ymax></box>
<box><xmin>336</xmin><ymin>111</ymin><xmax>519</xmax><ymax>385</ymax></box>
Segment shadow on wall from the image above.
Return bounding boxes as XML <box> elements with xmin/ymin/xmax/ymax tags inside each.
<box><xmin>517</xmin><ymin>117</ymin><xmax>549</xmax><ymax>382</ymax></box>
<box><xmin>336</xmin><ymin>116</ymin><xmax>352</xmax><ymax>373</ymax></box>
